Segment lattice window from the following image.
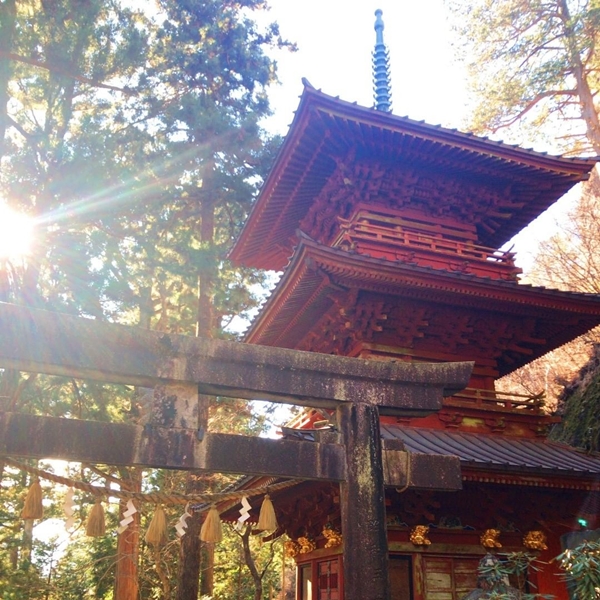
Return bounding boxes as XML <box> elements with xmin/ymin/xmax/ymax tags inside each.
<box><xmin>317</xmin><ymin>559</ymin><xmax>340</xmax><ymax>600</ymax></box>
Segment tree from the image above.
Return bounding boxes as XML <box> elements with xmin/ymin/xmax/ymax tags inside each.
<box><xmin>448</xmin><ymin>0</ymin><xmax>600</xmax><ymax>154</ymax></box>
<box><xmin>212</xmin><ymin>524</ymin><xmax>284</xmax><ymax>600</ymax></box>
<box><xmin>461</xmin><ymin>552</ymin><xmax>541</xmax><ymax>599</ymax></box>
<box><xmin>551</xmin><ymin>343</ymin><xmax>600</xmax><ymax>449</ymax></box>
<box><xmin>0</xmin><ymin>0</ymin><xmax>293</xmax><ymax>597</ymax></box>
<box><xmin>132</xmin><ymin>3</ymin><xmax>291</xmax><ymax>597</ymax></box>
<box><xmin>529</xmin><ymin>168</ymin><xmax>600</xmax><ymax>295</ymax></box>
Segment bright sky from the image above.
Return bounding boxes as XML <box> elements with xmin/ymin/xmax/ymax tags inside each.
<box><xmin>263</xmin><ymin>0</ymin><xmax>468</xmax><ymax>135</ymax></box>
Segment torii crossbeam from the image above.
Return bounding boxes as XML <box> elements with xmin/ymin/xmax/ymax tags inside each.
<box><xmin>0</xmin><ymin>302</ymin><xmax>472</xmax><ymax>600</ymax></box>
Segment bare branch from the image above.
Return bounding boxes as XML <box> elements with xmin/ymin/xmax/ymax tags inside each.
<box><xmin>82</xmin><ymin>464</ymin><xmax>124</xmax><ymax>488</ymax></box>
<box><xmin>491</xmin><ymin>89</ymin><xmax>577</xmax><ymax>133</ymax></box>
<box><xmin>517</xmin><ymin>34</ymin><xmax>566</xmax><ymax>69</ymax></box>
<box><xmin>6</xmin><ymin>115</ymin><xmax>38</xmax><ymax>140</ymax></box>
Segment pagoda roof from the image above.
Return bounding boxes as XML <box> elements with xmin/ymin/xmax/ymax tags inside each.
<box><xmin>381</xmin><ymin>425</ymin><xmax>600</xmax><ymax>485</ymax></box>
<box><xmin>231</xmin><ymin>84</ymin><xmax>597</xmax><ymax>270</ymax></box>
<box><xmin>244</xmin><ymin>236</ymin><xmax>600</xmax><ymax>376</ymax></box>
<box><xmin>280</xmin><ymin>420</ymin><xmax>600</xmax><ymax>483</ymax></box>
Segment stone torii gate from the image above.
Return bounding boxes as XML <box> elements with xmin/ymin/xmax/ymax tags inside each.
<box><xmin>0</xmin><ymin>302</ymin><xmax>472</xmax><ymax>600</ymax></box>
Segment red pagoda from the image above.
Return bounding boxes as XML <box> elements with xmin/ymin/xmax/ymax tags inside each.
<box><xmin>229</xmin><ymin>16</ymin><xmax>600</xmax><ymax>600</ymax></box>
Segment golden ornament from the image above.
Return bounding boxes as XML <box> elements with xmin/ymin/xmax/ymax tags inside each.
<box><xmin>481</xmin><ymin>528</ymin><xmax>502</xmax><ymax>549</ymax></box>
<box><xmin>523</xmin><ymin>530</ymin><xmax>548</xmax><ymax>551</ymax></box>
<box><xmin>409</xmin><ymin>525</ymin><xmax>431</xmax><ymax>546</ymax></box>
<box><xmin>284</xmin><ymin>540</ymin><xmax>300</xmax><ymax>558</ymax></box>
<box><xmin>297</xmin><ymin>536</ymin><xmax>316</xmax><ymax>554</ymax></box>
<box><xmin>322</xmin><ymin>526</ymin><xmax>343</xmax><ymax>548</ymax></box>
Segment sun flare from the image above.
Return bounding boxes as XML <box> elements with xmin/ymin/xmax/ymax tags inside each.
<box><xmin>0</xmin><ymin>204</ymin><xmax>34</xmax><ymax>260</ymax></box>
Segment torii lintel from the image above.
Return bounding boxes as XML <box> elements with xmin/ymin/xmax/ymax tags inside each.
<box><xmin>0</xmin><ymin>302</ymin><xmax>472</xmax><ymax>415</ymax></box>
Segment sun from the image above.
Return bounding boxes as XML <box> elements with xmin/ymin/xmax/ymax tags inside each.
<box><xmin>0</xmin><ymin>204</ymin><xmax>34</xmax><ymax>261</ymax></box>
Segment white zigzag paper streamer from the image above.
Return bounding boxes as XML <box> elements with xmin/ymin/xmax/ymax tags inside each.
<box><xmin>117</xmin><ymin>500</ymin><xmax>137</xmax><ymax>534</ymax></box>
<box><xmin>175</xmin><ymin>504</ymin><xmax>192</xmax><ymax>538</ymax></box>
<box><xmin>235</xmin><ymin>496</ymin><xmax>251</xmax><ymax>531</ymax></box>
<box><xmin>63</xmin><ymin>488</ymin><xmax>75</xmax><ymax>530</ymax></box>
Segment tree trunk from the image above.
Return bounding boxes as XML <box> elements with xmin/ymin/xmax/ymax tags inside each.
<box><xmin>557</xmin><ymin>0</ymin><xmax>600</xmax><ymax>154</ymax></box>
<box><xmin>176</xmin><ymin>482</ymin><xmax>203</xmax><ymax>600</ymax></box>
<box><xmin>178</xmin><ymin>185</ymin><xmax>216</xmax><ymax>598</ymax></box>
<box><xmin>21</xmin><ymin>518</ymin><xmax>33</xmax><ymax>566</ymax></box>
<box><xmin>114</xmin><ymin>468</ymin><xmax>141</xmax><ymax>600</ymax></box>
<box><xmin>196</xmin><ymin>197</ymin><xmax>216</xmax><ymax>339</ymax></box>
<box><xmin>112</xmin><ymin>291</ymin><xmax>150</xmax><ymax>598</ymax></box>
<box><xmin>201</xmin><ymin>543</ymin><xmax>214</xmax><ymax>597</ymax></box>
<box><xmin>241</xmin><ymin>524</ymin><xmax>263</xmax><ymax>600</ymax></box>
<box><xmin>176</xmin><ymin>471</ymin><xmax>217</xmax><ymax>600</ymax></box>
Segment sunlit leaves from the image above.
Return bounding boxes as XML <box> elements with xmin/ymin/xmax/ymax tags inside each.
<box><xmin>557</xmin><ymin>541</ymin><xmax>600</xmax><ymax>599</ymax></box>
<box><xmin>448</xmin><ymin>0</ymin><xmax>600</xmax><ymax>153</ymax></box>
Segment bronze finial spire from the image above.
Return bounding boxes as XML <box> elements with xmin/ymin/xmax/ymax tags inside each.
<box><xmin>373</xmin><ymin>9</ymin><xmax>392</xmax><ymax>112</ymax></box>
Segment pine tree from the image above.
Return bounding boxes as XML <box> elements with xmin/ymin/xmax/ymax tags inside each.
<box><xmin>449</xmin><ymin>0</ymin><xmax>600</xmax><ymax>153</ymax></box>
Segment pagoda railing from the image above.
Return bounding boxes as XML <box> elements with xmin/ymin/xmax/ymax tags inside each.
<box><xmin>334</xmin><ymin>210</ymin><xmax>521</xmax><ymax>280</ymax></box>
<box><xmin>445</xmin><ymin>387</ymin><xmax>545</xmax><ymax>414</ymax></box>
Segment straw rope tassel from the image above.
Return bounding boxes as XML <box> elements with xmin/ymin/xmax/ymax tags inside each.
<box><xmin>200</xmin><ymin>504</ymin><xmax>222</xmax><ymax>543</ymax></box>
<box><xmin>258</xmin><ymin>494</ymin><xmax>277</xmax><ymax>532</ymax></box>
<box><xmin>21</xmin><ymin>478</ymin><xmax>43</xmax><ymax>520</ymax></box>
<box><xmin>86</xmin><ymin>499</ymin><xmax>106</xmax><ymax>537</ymax></box>
<box><xmin>145</xmin><ymin>505</ymin><xmax>168</xmax><ymax>547</ymax></box>
<box><xmin>4</xmin><ymin>457</ymin><xmax>301</xmax><ymax>506</ymax></box>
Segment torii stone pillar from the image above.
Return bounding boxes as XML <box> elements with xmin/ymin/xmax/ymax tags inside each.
<box><xmin>0</xmin><ymin>302</ymin><xmax>471</xmax><ymax>600</ymax></box>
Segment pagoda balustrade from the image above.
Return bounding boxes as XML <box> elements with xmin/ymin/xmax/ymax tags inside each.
<box><xmin>281</xmin><ymin>389</ymin><xmax>546</xmax><ymax>430</ymax></box>
<box><xmin>333</xmin><ymin>208</ymin><xmax>521</xmax><ymax>281</ymax></box>
<box><xmin>446</xmin><ymin>387</ymin><xmax>545</xmax><ymax>414</ymax></box>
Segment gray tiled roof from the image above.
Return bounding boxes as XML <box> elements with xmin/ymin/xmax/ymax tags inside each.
<box><xmin>382</xmin><ymin>424</ymin><xmax>600</xmax><ymax>475</ymax></box>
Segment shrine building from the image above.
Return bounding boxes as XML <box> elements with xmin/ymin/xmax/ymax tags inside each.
<box><xmin>229</xmin><ymin>11</ymin><xmax>600</xmax><ymax>600</ymax></box>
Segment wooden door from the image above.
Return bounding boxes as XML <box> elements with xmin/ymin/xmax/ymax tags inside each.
<box><xmin>422</xmin><ymin>556</ymin><xmax>479</xmax><ymax>600</ymax></box>
<box><xmin>390</xmin><ymin>556</ymin><xmax>412</xmax><ymax>600</ymax></box>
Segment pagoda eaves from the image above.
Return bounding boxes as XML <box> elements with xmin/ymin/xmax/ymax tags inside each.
<box><xmin>231</xmin><ymin>84</ymin><xmax>598</xmax><ymax>270</ymax></box>
<box><xmin>244</xmin><ymin>236</ymin><xmax>600</xmax><ymax>378</ymax></box>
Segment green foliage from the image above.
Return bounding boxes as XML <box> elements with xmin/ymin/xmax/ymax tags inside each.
<box><xmin>0</xmin><ymin>462</ymin><xmax>117</xmax><ymax>599</ymax></box>
<box><xmin>0</xmin><ymin>539</ymin><xmax>56</xmax><ymax>600</ymax></box>
<box><xmin>557</xmin><ymin>540</ymin><xmax>600</xmax><ymax>599</ymax></box>
<box><xmin>551</xmin><ymin>347</ymin><xmax>600</xmax><ymax>450</ymax></box>
<box><xmin>52</xmin><ymin>533</ymin><xmax>119</xmax><ymax>600</ymax></box>
<box><xmin>213</xmin><ymin>524</ymin><xmax>284</xmax><ymax>600</ymax></box>
<box><xmin>465</xmin><ymin>552</ymin><xmax>551</xmax><ymax>600</ymax></box>
<box><xmin>0</xmin><ymin>0</ymin><xmax>289</xmax><ymax>329</ymax></box>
